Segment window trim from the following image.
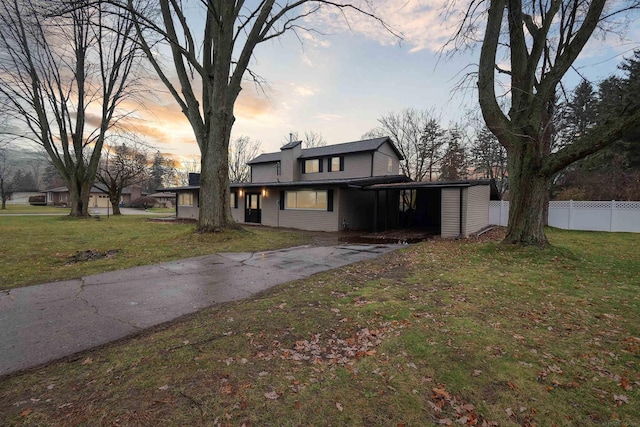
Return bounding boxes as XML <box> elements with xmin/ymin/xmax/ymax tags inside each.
<box><xmin>328</xmin><ymin>156</ymin><xmax>344</xmax><ymax>172</ymax></box>
<box><xmin>303</xmin><ymin>158</ymin><xmax>323</xmax><ymax>174</ymax></box>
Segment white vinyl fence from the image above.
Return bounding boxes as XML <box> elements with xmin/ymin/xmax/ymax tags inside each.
<box><xmin>489</xmin><ymin>200</ymin><xmax>640</xmax><ymax>233</ymax></box>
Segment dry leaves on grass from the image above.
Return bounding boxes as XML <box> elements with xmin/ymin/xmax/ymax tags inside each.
<box><xmin>428</xmin><ymin>384</ymin><xmax>498</xmax><ymax>426</ymax></box>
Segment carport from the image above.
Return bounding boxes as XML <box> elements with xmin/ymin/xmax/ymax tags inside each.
<box><xmin>364</xmin><ymin>180</ymin><xmax>501</xmax><ymax>237</ymax></box>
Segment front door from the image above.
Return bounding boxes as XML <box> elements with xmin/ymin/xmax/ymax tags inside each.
<box><xmin>245</xmin><ymin>193</ymin><xmax>261</xmax><ymax>223</ymax></box>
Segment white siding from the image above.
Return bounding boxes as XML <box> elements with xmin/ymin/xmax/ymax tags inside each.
<box><xmin>441</xmin><ymin>188</ymin><xmax>462</xmax><ymax>238</ymax></box>
<box><xmin>465</xmin><ymin>185</ymin><xmax>490</xmax><ymax>235</ymax></box>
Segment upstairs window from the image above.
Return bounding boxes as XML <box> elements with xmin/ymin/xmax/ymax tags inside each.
<box><xmin>387</xmin><ymin>157</ymin><xmax>393</xmax><ymax>173</ymax></box>
<box><xmin>329</xmin><ymin>156</ymin><xmax>344</xmax><ymax>172</ymax></box>
<box><xmin>276</xmin><ymin>162</ymin><xmax>281</xmax><ymax>176</ymax></box>
<box><xmin>303</xmin><ymin>158</ymin><xmax>322</xmax><ymax>174</ymax></box>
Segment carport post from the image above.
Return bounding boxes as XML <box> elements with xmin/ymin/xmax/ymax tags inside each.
<box><xmin>373</xmin><ymin>190</ymin><xmax>379</xmax><ymax>232</ymax></box>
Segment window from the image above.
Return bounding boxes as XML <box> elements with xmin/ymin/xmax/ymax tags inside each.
<box><xmin>276</xmin><ymin>162</ymin><xmax>281</xmax><ymax>176</ymax></box>
<box><xmin>387</xmin><ymin>157</ymin><xmax>393</xmax><ymax>173</ymax></box>
<box><xmin>329</xmin><ymin>156</ymin><xmax>344</xmax><ymax>172</ymax></box>
<box><xmin>178</xmin><ymin>193</ymin><xmax>194</xmax><ymax>206</ymax></box>
<box><xmin>285</xmin><ymin>190</ymin><xmax>327</xmax><ymax>210</ymax></box>
<box><xmin>230</xmin><ymin>192</ymin><xmax>238</xmax><ymax>208</ymax></box>
<box><xmin>303</xmin><ymin>159</ymin><xmax>322</xmax><ymax>174</ymax></box>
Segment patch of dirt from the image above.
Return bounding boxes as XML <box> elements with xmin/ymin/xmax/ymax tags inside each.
<box><xmin>67</xmin><ymin>249</ymin><xmax>119</xmax><ymax>264</ymax></box>
<box><xmin>468</xmin><ymin>226</ymin><xmax>506</xmax><ymax>243</ymax></box>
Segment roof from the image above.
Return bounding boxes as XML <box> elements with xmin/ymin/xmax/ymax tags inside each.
<box><xmin>366</xmin><ymin>179</ymin><xmax>501</xmax><ymax>200</ymax></box>
<box><xmin>247</xmin><ymin>137</ymin><xmax>403</xmax><ymax>165</ymax></box>
<box><xmin>46</xmin><ymin>184</ymin><xmax>139</xmax><ymax>194</ymax></box>
<box><xmin>229</xmin><ymin>175</ymin><xmax>411</xmax><ymax>189</ymax></box>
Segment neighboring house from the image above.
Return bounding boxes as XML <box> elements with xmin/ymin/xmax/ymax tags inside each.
<box><xmin>6</xmin><ymin>191</ymin><xmax>43</xmax><ymax>205</ymax></box>
<box><xmin>165</xmin><ymin>136</ymin><xmax>499</xmax><ymax>237</ymax></box>
<box><xmin>45</xmin><ymin>185</ymin><xmax>142</xmax><ymax>207</ymax></box>
<box><xmin>148</xmin><ymin>192</ymin><xmax>176</xmax><ymax>208</ymax></box>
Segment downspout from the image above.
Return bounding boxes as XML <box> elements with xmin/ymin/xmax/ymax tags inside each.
<box><xmin>458</xmin><ymin>187</ymin><xmax>464</xmax><ymax>239</ymax></box>
<box><xmin>370</xmin><ymin>152</ymin><xmax>374</xmax><ymax>177</ymax></box>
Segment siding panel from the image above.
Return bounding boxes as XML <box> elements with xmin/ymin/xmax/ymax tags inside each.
<box><xmin>465</xmin><ymin>185</ymin><xmax>490</xmax><ymax>235</ymax></box>
<box><xmin>251</xmin><ymin>163</ymin><xmax>278</xmax><ymax>183</ymax></box>
<box><xmin>301</xmin><ymin>152</ymin><xmax>372</xmax><ymax>181</ymax></box>
<box><xmin>441</xmin><ymin>188</ymin><xmax>461</xmax><ymax>238</ymax></box>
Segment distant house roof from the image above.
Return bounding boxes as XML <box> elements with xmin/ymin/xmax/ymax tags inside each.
<box><xmin>45</xmin><ymin>184</ymin><xmax>139</xmax><ymax>194</ymax></box>
<box><xmin>148</xmin><ymin>192</ymin><xmax>176</xmax><ymax>198</ymax></box>
<box><xmin>247</xmin><ymin>137</ymin><xmax>404</xmax><ymax>165</ymax></box>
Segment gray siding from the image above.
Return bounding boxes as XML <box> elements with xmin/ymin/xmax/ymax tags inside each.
<box><xmin>441</xmin><ymin>188</ymin><xmax>463</xmax><ymax>238</ymax></box>
<box><xmin>251</xmin><ymin>163</ymin><xmax>278</xmax><ymax>183</ymax></box>
<box><xmin>260</xmin><ymin>188</ymin><xmax>339</xmax><ymax>231</ymax></box>
<box><xmin>301</xmin><ymin>152</ymin><xmax>373</xmax><ymax>181</ymax></box>
<box><xmin>465</xmin><ymin>185</ymin><xmax>490</xmax><ymax>235</ymax></box>
<box><xmin>372</xmin><ymin>142</ymin><xmax>400</xmax><ymax>176</ymax></box>
<box><xmin>231</xmin><ymin>192</ymin><xmax>244</xmax><ymax>223</ymax></box>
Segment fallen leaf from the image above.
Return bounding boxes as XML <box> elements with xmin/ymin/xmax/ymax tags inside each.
<box><xmin>81</xmin><ymin>357</ymin><xmax>93</xmax><ymax>365</ymax></box>
<box><xmin>20</xmin><ymin>408</ymin><xmax>33</xmax><ymax>417</ymax></box>
<box><xmin>264</xmin><ymin>391</ymin><xmax>279</xmax><ymax>400</ymax></box>
<box><xmin>158</xmin><ymin>385</ymin><xmax>169</xmax><ymax>391</ymax></box>
<box><xmin>336</xmin><ymin>402</ymin><xmax>343</xmax><ymax>412</ymax></box>
<box><xmin>614</xmin><ymin>394</ymin><xmax>629</xmax><ymax>406</ymax></box>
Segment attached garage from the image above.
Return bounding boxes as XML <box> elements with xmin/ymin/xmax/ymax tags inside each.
<box><xmin>365</xmin><ymin>180</ymin><xmax>501</xmax><ymax>238</ymax></box>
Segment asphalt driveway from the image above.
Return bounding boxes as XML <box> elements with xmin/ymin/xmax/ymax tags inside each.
<box><xmin>0</xmin><ymin>243</ymin><xmax>400</xmax><ymax>376</ymax></box>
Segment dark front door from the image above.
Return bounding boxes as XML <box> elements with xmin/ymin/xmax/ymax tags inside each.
<box><xmin>245</xmin><ymin>193</ymin><xmax>261</xmax><ymax>223</ymax></box>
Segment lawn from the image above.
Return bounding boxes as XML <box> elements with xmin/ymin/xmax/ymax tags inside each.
<box><xmin>1</xmin><ymin>228</ymin><xmax>638</xmax><ymax>426</ymax></box>
<box><xmin>0</xmin><ymin>215</ymin><xmax>310</xmax><ymax>290</ymax></box>
<box><xmin>0</xmin><ymin>205</ymin><xmax>70</xmax><ymax>215</ymax></box>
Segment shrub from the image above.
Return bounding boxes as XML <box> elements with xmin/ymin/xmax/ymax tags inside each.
<box><xmin>129</xmin><ymin>196</ymin><xmax>158</xmax><ymax>209</ymax></box>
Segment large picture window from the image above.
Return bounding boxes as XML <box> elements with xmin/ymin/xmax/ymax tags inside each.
<box><xmin>178</xmin><ymin>193</ymin><xmax>194</xmax><ymax>206</ymax></box>
<box><xmin>285</xmin><ymin>190</ymin><xmax>328</xmax><ymax>210</ymax></box>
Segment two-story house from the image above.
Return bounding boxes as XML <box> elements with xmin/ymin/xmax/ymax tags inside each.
<box><xmin>228</xmin><ymin>137</ymin><xmax>410</xmax><ymax>231</ymax></box>
<box><xmin>168</xmin><ymin>136</ymin><xmax>500</xmax><ymax>236</ymax></box>
<box><xmin>172</xmin><ymin>137</ymin><xmax>409</xmax><ymax>231</ymax></box>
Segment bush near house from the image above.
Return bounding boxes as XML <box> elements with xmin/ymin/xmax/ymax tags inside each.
<box><xmin>28</xmin><ymin>195</ymin><xmax>46</xmax><ymax>206</ymax></box>
<box><xmin>128</xmin><ymin>196</ymin><xmax>158</xmax><ymax>209</ymax></box>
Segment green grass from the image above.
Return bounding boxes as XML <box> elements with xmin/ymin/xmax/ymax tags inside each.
<box><xmin>0</xmin><ymin>204</ymin><xmax>70</xmax><ymax>215</ymax></box>
<box><xmin>1</xmin><ymin>228</ymin><xmax>639</xmax><ymax>426</ymax></box>
<box><xmin>0</xmin><ymin>215</ymin><xmax>310</xmax><ymax>290</ymax></box>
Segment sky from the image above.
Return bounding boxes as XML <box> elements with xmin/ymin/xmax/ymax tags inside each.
<box><xmin>109</xmin><ymin>1</ymin><xmax>640</xmax><ymax>164</ymax></box>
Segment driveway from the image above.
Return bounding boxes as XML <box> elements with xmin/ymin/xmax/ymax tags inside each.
<box><xmin>0</xmin><ymin>243</ymin><xmax>400</xmax><ymax>376</ymax></box>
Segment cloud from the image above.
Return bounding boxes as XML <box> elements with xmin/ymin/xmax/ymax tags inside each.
<box><xmin>292</xmin><ymin>84</ymin><xmax>318</xmax><ymax>97</ymax></box>
<box><xmin>306</xmin><ymin>0</ymin><xmax>464</xmax><ymax>53</ymax></box>
<box><xmin>315</xmin><ymin>113</ymin><xmax>344</xmax><ymax>121</ymax></box>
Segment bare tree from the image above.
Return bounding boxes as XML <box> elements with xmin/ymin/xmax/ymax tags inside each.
<box><xmin>286</xmin><ymin>131</ymin><xmax>327</xmax><ymax>148</ymax></box>
<box><xmin>0</xmin><ymin>0</ymin><xmax>144</xmax><ymax>217</ymax></box>
<box><xmin>364</xmin><ymin>108</ymin><xmax>447</xmax><ymax>181</ymax></box>
<box><xmin>229</xmin><ymin>136</ymin><xmax>260</xmax><ymax>183</ymax></box>
<box><xmin>0</xmin><ymin>149</ymin><xmax>14</xmax><ymax>209</ymax></box>
<box><xmin>469</xmin><ymin>126</ymin><xmax>508</xmax><ymax>196</ymax></box>
<box><xmin>125</xmin><ymin>0</ymin><xmax>394</xmax><ymax>232</ymax></box>
<box><xmin>454</xmin><ymin>0</ymin><xmax>640</xmax><ymax>245</ymax></box>
<box><xmin>96</xmin><ymin>141</ymin><xmax>149</xmax><ymax>215</ymax></box>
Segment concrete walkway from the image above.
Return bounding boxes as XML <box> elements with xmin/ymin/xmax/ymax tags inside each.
<box><xmin>0</xmin><ymin>243</ymin><xmax>400</xmax><ymax>376</ymax></box>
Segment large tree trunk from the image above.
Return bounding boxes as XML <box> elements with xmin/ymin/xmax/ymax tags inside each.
<box><xmin>69</xmin><ymin>178</ymin><xmax>91</xmax><ymax>217</ymax></box>
<box><xmin>197</xmin><ymin>110</ymin><xmax>237</xmax><ymax>233</ymax></box>
<box><xmin>503</xmin><ymin>142</ymin><xmax>549</xmax><ymax>246</ymax></box>
<box><xmin>109</xmin><ymin>192</ymin><xmax>122</xmax><ymax>215</ymax></box>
